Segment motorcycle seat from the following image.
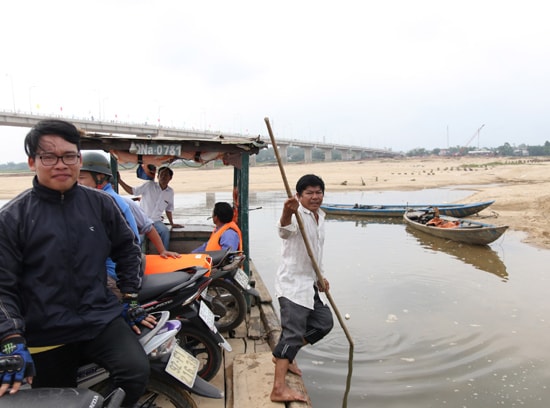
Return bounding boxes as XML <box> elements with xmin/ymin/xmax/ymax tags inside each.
<box><xmin>200</xmin><ymin>249</ymin><xmax>244</xmax><ymax>269</ymax></box>
<box><xmin>199</xmin><ymin>249</ymin><xmax>229</xmax><ymax>266</ymax></box>
<box><xmin>139</xmin><ymin>271</ymin><xmax>197</xmax><ymax>300</ymax></box>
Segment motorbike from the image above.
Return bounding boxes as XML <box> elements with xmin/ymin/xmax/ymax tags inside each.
<box><xmin>0</xmin><ymin>352</ymin><xmax>125</xmax><ymax>408</ymax></box>
<box><xmin>139</xmin><ymin>263</ymin><xmax>231</xmax><ymax>382</ymax></box>
<box><xmin>143</xmin><ymin>250</ymin><xmax>260</xmax><ymax>334</ymax></box>
<box><xmin>79</xmin><ymin>310</ymin><xmax>222</xmax><ymax>407</ymax></box>
<box><xmin>0</xmin><ymin>380</ymin><xmax>125</xmax><ymax>408</ymax></box>
<box><xmin>201</xmin><ymin>250</ymin><xmax>260</xmax><ymax>333</ymax></box>
<box><xmin>0</xmin><ymin>311</ymin><xmax>222</xmax><ymax>408</ymax></box>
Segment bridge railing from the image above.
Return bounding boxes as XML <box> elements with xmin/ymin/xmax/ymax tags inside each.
<box><xmin>0</xmin><ymin>110</ymin><xmax>401</xmax><ymax>161</ymax></box>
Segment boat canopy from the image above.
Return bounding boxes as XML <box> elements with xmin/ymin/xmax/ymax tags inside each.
<box><xmin>80</xmin><ymin>131</ymin><xmax>267</xmax><ymax>169</ymax></box>
<box><xmin>79</xmin><ymin>130</ymin><xmax>266</xmax><ymax>276</ymax></box>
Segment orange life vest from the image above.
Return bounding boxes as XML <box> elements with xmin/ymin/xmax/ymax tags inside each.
<box><xmin>426</xmin><ymin>217</ymin><xmax>460</xmax><ymax>229</ymax></box>
<box><xmin>205</xmin><ymin>221</ymin><xmax>243</xmax><ymax>251</ymax></box>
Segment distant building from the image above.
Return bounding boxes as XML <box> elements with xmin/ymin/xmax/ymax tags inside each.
<box><xmin>467</xmin><ymin>150</ymin><xmax>493</xmax><ymax>156</ymax></box>
<box><xmin>513</xmin><ymin>149</ymin><xmax>529</xmax><ymax>156</ymax></box>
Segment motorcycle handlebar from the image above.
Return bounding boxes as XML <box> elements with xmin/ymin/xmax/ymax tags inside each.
<box><xmin>0</xmin><ymin>355</ymin><xmax>24</xmax><ymax>373</ymax></box>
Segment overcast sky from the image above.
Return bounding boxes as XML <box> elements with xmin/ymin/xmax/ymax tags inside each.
<box><xmin>1</xmin><ymin>0</ymin><xmax>549</xmax><ymax>164</ymax></box>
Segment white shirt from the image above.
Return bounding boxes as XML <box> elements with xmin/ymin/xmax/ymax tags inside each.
<box><xmin>123</xmin><ymin>196</ymin><xmax>153</xmax><ymax>235</ymax></box>
<box><xmin>274</xmin><ymin>204</ymin><xmax>325</xmax><ymax>310</ymax></box>
<box><xmin>132</xmin><ymin>181</ymin><xmax>174</xmax><ymax>222</ymax></box>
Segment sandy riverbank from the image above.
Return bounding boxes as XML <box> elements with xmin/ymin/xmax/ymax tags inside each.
<box><xmin>1</xmin><ymin>156</ymin><xmax>549</xmax><ymax>249</ymax></box>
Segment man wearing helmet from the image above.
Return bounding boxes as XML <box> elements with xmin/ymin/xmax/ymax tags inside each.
<box><xmin>78</xmin><ymin>151</ymin><xmax>140</xmax><ymax>240</ymax></box>
<box><xmin>78</xmin><ymin>151</ymin><xmax>141</xmax><ymax>286</ymax></box>
<box><xmin>79</xmin><ymin>152</ymin><xmax>180</xmax><ymax>267</ymax></box>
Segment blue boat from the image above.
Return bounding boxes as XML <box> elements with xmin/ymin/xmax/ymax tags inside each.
<box><xmin>321</xmin><ymin>200</ymin><xmax>494</xmax><ymax>218</ymax></box>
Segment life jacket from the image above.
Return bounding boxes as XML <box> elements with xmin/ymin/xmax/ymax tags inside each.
<box><xmin>205</xmin><ymin>221</ymin><xmax>243</xmax><ymax>251</ymax></box>
<box><xmin>426</xmin><ymin>217</ymin><xmax>460</xmax><ymax>228</ymax></box>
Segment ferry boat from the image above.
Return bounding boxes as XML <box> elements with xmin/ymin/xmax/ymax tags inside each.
<box><xmin>80</xmin><ymin>129</ymin><xmax>312</xmax><ymax>407</ymax></box>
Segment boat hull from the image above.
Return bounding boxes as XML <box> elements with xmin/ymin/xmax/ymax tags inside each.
<box><xmin>321</xmin><ymin>200</ymin><xmax>494</xmax><ymax>218</ymax></box>
<box><xmin>403</xmin><ymin>211</ymin><xmax>508</xmax><ymax>245</ymax></box>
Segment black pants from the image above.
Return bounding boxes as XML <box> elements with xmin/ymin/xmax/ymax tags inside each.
<box><xmin>32</xmin><ymin>317</ymin><xmax>149</xmax><ymax>407</ymax></box>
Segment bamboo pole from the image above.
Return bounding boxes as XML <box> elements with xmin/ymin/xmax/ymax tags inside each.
<box><xmin>264</xmin><ymin>117</ymin><xmax>354</xmax><ymax>407</ymax></box>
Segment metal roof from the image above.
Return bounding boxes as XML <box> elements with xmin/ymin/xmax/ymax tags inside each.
<box><xmin>81</xmin><ymin>131</ymin><xmax>266</xmax><ymax>154</ymax></box>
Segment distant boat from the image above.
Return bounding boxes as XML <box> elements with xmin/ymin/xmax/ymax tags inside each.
<box><xmin>321</xmin><ymin>200</ymin><xmax>494</xmax><ymax>218</ymax></box>
<box><xmin>403</xmin><ymin>210</ymin><xmax>508</xmax><ymax>245</ymax></box>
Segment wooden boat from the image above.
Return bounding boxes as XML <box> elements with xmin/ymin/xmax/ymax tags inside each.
<box><xmin>403</xmin><ymin>210</ymin><xmax>508</xmax><ymax>245</ymax></box>
<box><xmin>323</xmin><ymin>214</ymin><xmax>404</xmax><ymax>226</ymax></box>
<box><xmin>77</xmin><ymin>129</ymin><xmax>313</xmax><ymax>406</ymax></box>
<box><xmin>321</xmin><ymin>200</ymin><xmax>494</xmax><ymax>218</ymax></box>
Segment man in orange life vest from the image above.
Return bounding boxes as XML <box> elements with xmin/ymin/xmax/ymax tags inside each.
<box><xmin>192</xmin><ymin>202</ymin><xmax>242</xmax><ymax>253</ymax></box>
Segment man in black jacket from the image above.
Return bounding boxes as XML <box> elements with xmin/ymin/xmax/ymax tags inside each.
<box><xmin>0</xmin><ymin>119</ymin><xmax>155</xmax><ymax>407</ymax></box>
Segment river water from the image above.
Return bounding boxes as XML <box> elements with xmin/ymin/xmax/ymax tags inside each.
<box><xmin>174</xmin><ymin>188</ymin><xmax>550</xmax><ymax>408</ymax></box>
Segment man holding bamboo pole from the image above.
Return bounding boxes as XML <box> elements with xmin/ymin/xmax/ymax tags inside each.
<box><xmin>270</xmin><ymin>174</ymin><xmax>334</xmax><ymax>403</ymax></box>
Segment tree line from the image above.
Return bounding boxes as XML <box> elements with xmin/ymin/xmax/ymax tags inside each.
<box><xmin>1</xmin><ymin>141</ymin><xmax>550</xmax><ymax>171</ymax></box>
<box><xmin>406</xmin><ymin>141</ymin><xmax>550</xmax><ymax>158</ymax></box>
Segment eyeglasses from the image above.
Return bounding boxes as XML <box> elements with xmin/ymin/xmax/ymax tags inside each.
<box><xmin>38</xmin><ymin>153</ymin><xmax>81</xmax><ymax>166</ymax></box>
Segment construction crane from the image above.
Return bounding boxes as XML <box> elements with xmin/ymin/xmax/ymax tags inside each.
<box><xmin>461</xmin><ymin>124</ymin><xmax>485</xmax><ymax>153</ymax></box>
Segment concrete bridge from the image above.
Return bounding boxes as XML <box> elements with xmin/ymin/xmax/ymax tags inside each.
<box><xmin>269</xmin><ymin>138</ymin><xmax>401</xmax><ymax>163</ymax></box>
<box><xmin>0</xmin><ymin>111</ymin><xmax>401</xmax><ymax>164</ymax></box>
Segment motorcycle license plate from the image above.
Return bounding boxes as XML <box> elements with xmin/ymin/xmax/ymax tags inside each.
<box><xmin>165</xmin><ymin>344</ymin><xmax>199</xmax><ymax>388</ymax></box>
<box><xmin>234</xmin><ymin>268</ymin><xmax>249</xmax><ymax>289</ymax></box>
<box><xmin>199</xmin><ymin>300</ymin><xmax>217</xmax><ymax>332</ymax></box>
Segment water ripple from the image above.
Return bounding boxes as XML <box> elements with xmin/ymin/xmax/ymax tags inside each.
<box><xmin>299</xmin><ymin>327</ymin><xmax>549</xmax><ymax>407</ymax></box>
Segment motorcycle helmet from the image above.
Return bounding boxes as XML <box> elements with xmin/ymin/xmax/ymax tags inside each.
<box><xmin>81</xmin><ymin>151</ymin><xmax>113</xmax><ymax>177</ymax></box>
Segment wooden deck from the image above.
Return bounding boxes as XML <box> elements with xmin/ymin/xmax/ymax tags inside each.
<box><xmin>155</xmin><ymin>229</ymin><xmax>312</xmax><ymax>407</ymax></box>
<box><xmin>194</xmin><ymin>262</ymin><xmax>312</xmax><ymax>408</ymax></box>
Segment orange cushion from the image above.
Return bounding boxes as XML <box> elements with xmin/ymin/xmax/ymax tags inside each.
<box><xmin>144</xmin><ymin>254</ymin><xmax>212</xmax><ymax>276</ymax></box>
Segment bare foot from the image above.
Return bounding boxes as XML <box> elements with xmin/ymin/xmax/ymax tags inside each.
<box><xmin>270</xmin><ymin>386</ymin><xmax>308</xmax><ymax>403</ymax></box>
<box><xmin>272</xmin><ymin>357</ymin><xmax>303</xmax><ymax>376</ymax></box>
<box><xmin>288</xmin><ymin>360</ymin><xmax>302</xmax><ymax>376</ymax></box>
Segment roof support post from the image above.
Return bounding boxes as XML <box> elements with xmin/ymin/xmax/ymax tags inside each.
<box><xmin>110</xmin><ymin>154</ymin><xmax>119</xmax><ymax>192</ymax></box>
<box><xmin>234</xmin><ymin>154</ymin><xmax>251</xmax><ymax>309</ymax></box>
<box><xmin>234</xmin><ymin>154</ymin><xmax>250</xmax><ymax>277</ymax></box>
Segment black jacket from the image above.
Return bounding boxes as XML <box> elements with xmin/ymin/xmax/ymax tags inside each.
<box><xmin>0</xmin><ymin>177</ymin><xmax>142</xmax><ymax>347</ymax></box>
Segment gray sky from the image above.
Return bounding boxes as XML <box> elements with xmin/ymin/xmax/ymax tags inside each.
<box><xmin>1</xmin><ymin>0</ymin><xmax>549</xmax><ymax>164</ymax></box>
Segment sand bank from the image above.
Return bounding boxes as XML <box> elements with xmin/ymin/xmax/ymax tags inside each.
<box><xmin>2</xmin><ymin>156</ymin><xmax>549</xmax><ymax>249</ymax></box>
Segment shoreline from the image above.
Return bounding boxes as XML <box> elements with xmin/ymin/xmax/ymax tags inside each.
<box><xmin>1</xmin><ymin>156</ymin><xmax>549</xmax><ymax>249</ymax></box>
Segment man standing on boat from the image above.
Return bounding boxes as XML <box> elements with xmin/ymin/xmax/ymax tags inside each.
<box><xmin>271</xmin><ymin>174</ymin><xmax>334</xmax><ymax>403</ymax></box>
<box><xmin>119</xmin><ymin>166</ymin><xmax>183</xmax><ymax>250</ymax></box>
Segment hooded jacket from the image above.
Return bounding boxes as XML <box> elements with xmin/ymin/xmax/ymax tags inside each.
<box><xmin>0</xmin><ymin>177</ymin><xmax>142</xmax><ymax>347</ymax></box>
